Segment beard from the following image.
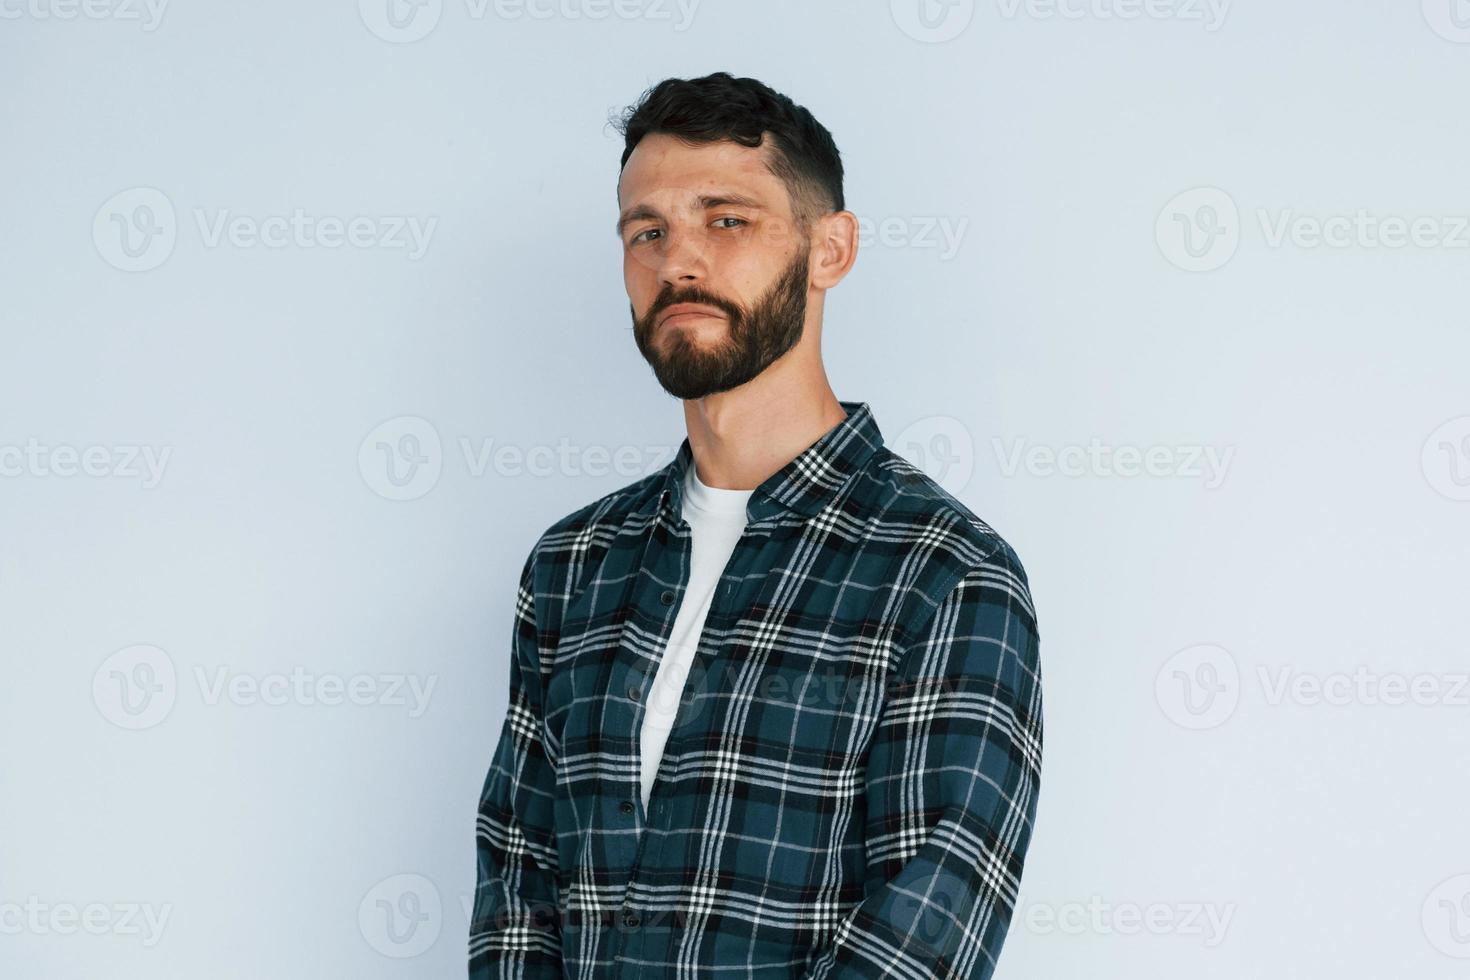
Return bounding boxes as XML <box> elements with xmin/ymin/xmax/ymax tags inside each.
<box><xmin>631</xmin><ymin>249</ymin><xmax>809</xmax><ymax>401</ymax></box>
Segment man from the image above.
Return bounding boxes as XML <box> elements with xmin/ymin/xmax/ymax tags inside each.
<box><xmin>470</xmin><ymin>71</ymin><xmax>1042</xmax><ymax>980</ymax></box>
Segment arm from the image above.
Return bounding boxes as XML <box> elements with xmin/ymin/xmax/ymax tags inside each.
<box><xmin>802</xmin><ymin>542</ymin><xmax>1043</xmax><ymax>980</ymax></box>
<box><xmin>468</xmin><ymin>547</ymin><xmax>563</xmax><ymax>979</ymax></box>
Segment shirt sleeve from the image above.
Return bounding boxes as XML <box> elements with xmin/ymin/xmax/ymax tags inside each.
<box><xmin>801</xmin><ymin>541</ymin><xmax>1043</xmax><ymax>980</ymax></box>
<box><xmin>468</xmin><ymin>547</ymin><xmax>564</xmax><ymax>979</ymax></box>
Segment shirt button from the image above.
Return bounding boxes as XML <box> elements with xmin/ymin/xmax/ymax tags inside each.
<box><xmin>622</xmin><ymin>911</ymin><xmax>640</xmax><ymax>929</ymax></box>
<box><xmin>659</xmin><ymin>589</ymin><xmax>675</xmax><ymax>605</ymax></box>
<box><xmin>619</xmin><ymin>800</ymin><xmax>634</xmax><ymax>815</ymax></box>
<box><xmin>627</xmin><ymin>685</ymin><xmax>640</xmax><ymax>702</ymax></box>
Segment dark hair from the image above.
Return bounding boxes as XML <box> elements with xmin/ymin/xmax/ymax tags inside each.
<box><xmin>612</xmin><ymin>72</ymin><xmax>845</xmax><ymax>225</ymax></box>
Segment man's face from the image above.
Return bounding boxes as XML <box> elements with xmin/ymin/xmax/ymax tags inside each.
<box><xmin>617</xmin><ymin>133</ymin><xmax>812</xmax><ymax>400</ymax></box>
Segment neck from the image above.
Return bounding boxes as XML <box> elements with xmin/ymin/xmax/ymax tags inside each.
<box><xmin>681</xmin><ymin>349</ymin><xmax>847</xmax><ymax>491</ymax></box>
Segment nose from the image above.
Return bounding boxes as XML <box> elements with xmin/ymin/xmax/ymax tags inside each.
<box><xmin>655</xmin><ymin>229</ymin><xmax>708</xmax><ymax>288</ymax></box>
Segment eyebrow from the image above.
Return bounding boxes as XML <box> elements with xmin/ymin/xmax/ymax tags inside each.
<box><xmin>616</xmin><ymin>193</ymin><xmax>768</xmax><ymax>237</ymax></box>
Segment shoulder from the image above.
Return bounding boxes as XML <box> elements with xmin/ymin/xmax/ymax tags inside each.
<box><xmin>519</xmin><ymin>465</ymin><xmax>670</xmax><ymax>592</ymax></box>
<box><xmin>860</xmin><ymin>447</ymin><xmax>1037</xmax><ymax>632</ymax></box>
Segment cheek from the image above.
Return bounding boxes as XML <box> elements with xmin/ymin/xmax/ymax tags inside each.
<box><xmin>717</xmin><ymin>249</ymin><xmax>782</xmax><ymax>305</ymax></box>
<box><xmin>624</xmin><ymin>243</ymin><xmax>665</xmax><ymax>283</ymax></box>
<box><xmin>623</xmin><ymin>252</ymin><xmax>654</xmax><ymax>307</ymax></box>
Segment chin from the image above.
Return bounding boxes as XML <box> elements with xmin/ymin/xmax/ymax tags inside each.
<box><xmin>675</xmin><ymin>320</ymin><xmax>729</xmax><ymax>346</ymax></box>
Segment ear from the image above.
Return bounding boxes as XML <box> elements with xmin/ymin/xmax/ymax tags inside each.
<box><xmin>807</xmin><ymin>210</ymin><xmax>859</xmax><ymax>290</ymax></box>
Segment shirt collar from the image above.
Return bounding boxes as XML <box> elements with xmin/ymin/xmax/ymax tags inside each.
<box><xmin>657</xmin><ymin>400</ymin><xmax>884</xmax><ymax>525</ymax></box>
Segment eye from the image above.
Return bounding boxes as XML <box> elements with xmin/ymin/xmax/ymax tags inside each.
<box><xmin>713</xmin><ymin>216</ymin><xmax>747</xmax><ymax>230</ymax></box>
<box><xmin>630</xmin><ymin>227</ymin><xmax>662</xmax><ymax>245</ymax></box>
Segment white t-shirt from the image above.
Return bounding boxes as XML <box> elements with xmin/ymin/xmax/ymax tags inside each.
<box><xmin>638</xmin><ymin>461</ymin><xmax>753</xmax><ymax>813</ymax></box>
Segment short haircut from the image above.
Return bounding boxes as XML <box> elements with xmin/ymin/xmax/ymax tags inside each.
<box><xmin>612</xmin><ymin>71</ymin><xmax>845</xmax><ymax>226</ymax></box>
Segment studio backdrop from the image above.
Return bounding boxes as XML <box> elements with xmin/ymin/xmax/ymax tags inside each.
<box><xmin>3</xmin><ymin>2</ymin><xmax>1468</xmax><ymax>978</ymax></box>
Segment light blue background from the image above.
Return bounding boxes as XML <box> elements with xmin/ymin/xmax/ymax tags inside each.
<box><xmin>4</xmin><ymin>1</ymin><xmax>1470</xmax><ymax>977</ymax></box>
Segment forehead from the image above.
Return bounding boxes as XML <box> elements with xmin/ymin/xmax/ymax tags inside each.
<box><xmin>617</xmin><ymin>133</ymin><xmax>787</xmax><ymax>212</ymax></box>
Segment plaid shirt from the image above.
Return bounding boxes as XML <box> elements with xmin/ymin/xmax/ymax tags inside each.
<box><xmin>470</xmin><ymin>400</ymin><xmax>1043</xmax><ymax>980</ymax></box>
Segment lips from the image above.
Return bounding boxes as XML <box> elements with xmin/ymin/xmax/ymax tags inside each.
<box><xmin>657</xmin><ymin>304</ymin><xmax>725</xmax><ymax>328</ymax></box>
